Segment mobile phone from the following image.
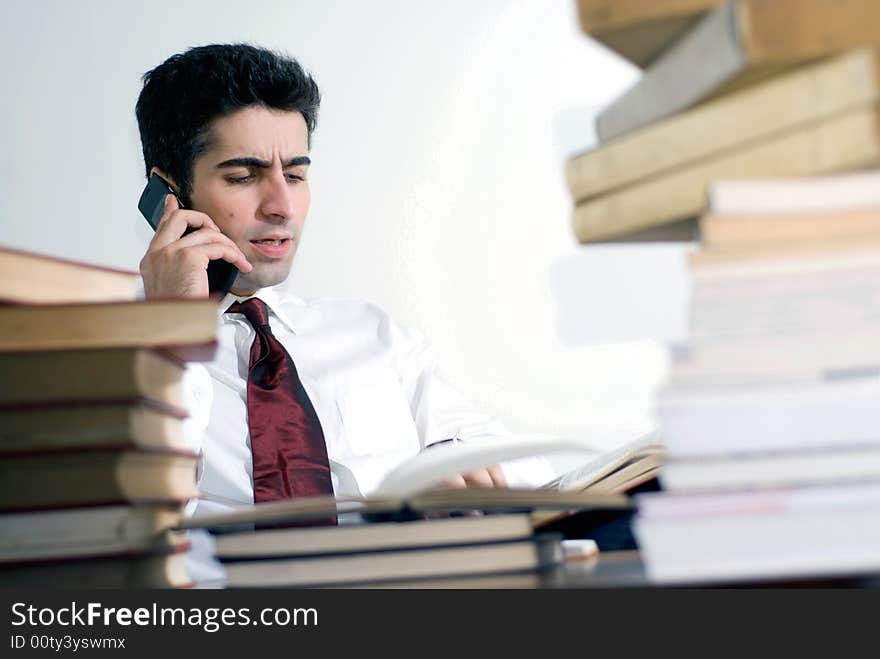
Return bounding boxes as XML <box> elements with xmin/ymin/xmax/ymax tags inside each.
<box><xmin>137</xmin><ymin>173</ymin><xmax>239</xmax><ymax>296</ymax></box>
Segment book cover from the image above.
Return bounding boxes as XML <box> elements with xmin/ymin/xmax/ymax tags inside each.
<box><xmin>0</xmin><ymin>398</ymin><xmax>188</xmax><ymax>454</ymax></box>
<box><xmin>0</xmin><ymin>544</ymin><xmax>193</xmax><ymax>588</ymax></box>
<box><xmin>210</xmin><ymin>513</ymin><xmax>536</xmax><ymax>559</ymax></box>
<box><xmin>0</xmin><ymin>503</ymin><xmax>186</xmax><ymax>563</ymax></box>
<box><xmin>567</xmin><ymin>49</ymin><xmax>880</xmax><ymax>203</ymax></box>
<box><xmin>0</xmin><ymin>448</ymin><xmax>199</xmax><ymax>511</ymax></box>
<box><xmin>0</xmin><ymin>245</ymin><xmax>139</xmax><ymax>305</ymax></box>
<box><xmin>576</xmin><ymin>0</ymin><xmax>719</xmax><ymax>67</ymax></box>
<box><xmin>573</xmin><ymin>103</ymin><xmax>880</xmax><ymax>243</ymax></box>
<box><xmin>0</xmin><ymin>347</ymin><xmax>186</xmax><ymax>408</ymax></box>
<box><xmin>596</xmin><ymin>0</ymin><xmax>880</xmax><ymax>142</ymax></box>
<box><xmin>220</xmin><ymin>533</ymin><xmax>564</xmax><ymax>588</ymax></box>
<box><xmin>0</xmin><ymin>298</ymin><xmax>219</xmax><ymax>360</ymax></box>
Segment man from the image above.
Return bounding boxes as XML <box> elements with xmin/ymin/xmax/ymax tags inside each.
<box><xmin>136</xmin><ymin>44</ymin><xmax>552</xmax><ymax>523</ymax></box>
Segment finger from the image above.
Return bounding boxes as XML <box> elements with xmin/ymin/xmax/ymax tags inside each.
<box><xmin>152</xmin><ymin>208</ymin><xmax>221</xmax><ymax>250</ymax></box>
<box><xmin>462</xmin><ymin>469</ymin><xmax>495</xmax><ymax>488</ymax></box>
<box><xmin>158</xmin><ymin>227</ymin><xmax>253</xmax><ymax>273</ymax></box>
<box><xmin>181</xmin><ymin>243</ymin><xmax>254</xmax><ymax>272</ymax></box>
<box><xmin>174</xmin><ymin>225</ymin><xmax>241</xmax><ymax>252</ymax></box>
<box><xmin>163</xmin><ymin>192</ymin><xmax>178</xmax><ymax>214</ymax></box>
<box><xmin>167</xmin><ymin>209</ymin><xmax>221</xmax><ymax>235</ymax></box>
<box><xmin>152</xmin><ymin>193</ymin><xmax>180</xmax><ymax>232</ymax></box>
<box><xmin>433</xmin><ymin>474</ymin><xmax>467</xmax><ymax>490</ymax></box>
<box><xmin>486</xmin><ymin>464</ymin><xmax>507</xmax><ymax>488</ymax></box>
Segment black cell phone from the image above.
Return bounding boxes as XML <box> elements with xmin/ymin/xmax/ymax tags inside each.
<box><xmin>137</xmin><ymin>173</ymin><xmax>239</xmax><ymax>296</ymax></box>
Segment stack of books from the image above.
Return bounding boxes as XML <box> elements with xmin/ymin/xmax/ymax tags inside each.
<box><xmin>183</xmin><ymin>489</ymin><xmax>618</xmax><ymax>589</ymax></box>
<box><xmin>632</xmin><ymin>172</ymin><xmax>880</xmax><ymax>585</ymax></box>
<box><xmin>189</xmin><ymin>505</ymin><xmax>562</xmax><ymax>589</ymax></box>
<box><xmin>0</xmin><ymin>246</ymin><xmax>218</xmax><ymax>588</ymax></box>
<box><xmin>567</xmin><ymin>1</ymin><xmax>880</xmax><ymax>584</ymax></box>
<box><xmin>569</xmin><ymin>0</ymin><xmax>880</xmax><ymax>243</ymax></box>
<box><xmin>178</xmin><ymin>433</ymin><xmax>657</xmax><ymax>588</ymax></box>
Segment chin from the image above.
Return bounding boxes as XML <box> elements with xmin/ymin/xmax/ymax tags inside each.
<box><xmin>236</xmin><ymin>267</ymin><xmax>292</xmax><ymax>292</ymax></box>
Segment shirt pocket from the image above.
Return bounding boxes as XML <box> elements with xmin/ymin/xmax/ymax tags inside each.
<box><xmin>335</xmin><ymin>372</ymin><xmax>420</xmax><ymax>457</ymax></box>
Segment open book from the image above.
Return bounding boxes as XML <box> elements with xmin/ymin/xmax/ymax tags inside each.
<box><xmin>372</xmin><ymin>431</ymin><xmax>664</xmax><ymax>497</ymax></box>
<box><xmin>540</xmin><ymin>433</ymin><xmax>665</xmax><ymax>494</ymax></box>
<box><xmin>181</xmin><ymin>431</ymin><xmax>663</xmax><ymax>531</ymax></box>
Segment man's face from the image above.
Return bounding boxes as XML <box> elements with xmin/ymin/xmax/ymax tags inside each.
<box><xmin>189</xmin><ymin>106</ymin><xmax>311</xmax><ymax>295</ymax></box>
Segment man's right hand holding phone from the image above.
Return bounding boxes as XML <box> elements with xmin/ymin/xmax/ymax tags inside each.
<box><xmin>139</xmin><ymin>194</ymin><xmax>252</xmax><ymax>299</ymax></box>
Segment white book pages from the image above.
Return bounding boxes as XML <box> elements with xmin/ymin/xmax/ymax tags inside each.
<box><xmin>708</xmin><ymin>170</ymin><xmax>880</xmax><ymax>216</ymax></box>
<box><xmin>660</xmin><ymin>445</ymin><xmax>880</xmax><ymax>492</ymax></box>
<box><xmin>656</xmin><ymin>375</ymin><xmax>880</xmax><ymax>456</ymax></box>
<box><xmin>634</xmin><ymin>506</ymin><xmax>880</xmax><ymax>584</ymax></box>
<box><xmin>669</xmin><ymin>328</ymin><xmax>880</xmax><ymax>380</ymax></box>
<box><xmin>370</xmin><ymin>435</ymin><xmax>595</xmax><ymax>498</ymax></box>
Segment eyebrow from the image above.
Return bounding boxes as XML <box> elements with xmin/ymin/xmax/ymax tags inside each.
<box><xmin>215</xmin><ymin>156</ymin><xmax>311</xmax><ymax>169</ymax></box>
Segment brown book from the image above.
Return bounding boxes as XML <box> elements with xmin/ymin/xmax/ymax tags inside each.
<box><xmin>210</xmin><ymin>513</ymin><xmax>537</xmax><ymax>560</ymax></box>
<box><xmin>0</xmin><ymin>347</ymin><xmax>185</xmax><ymax>408</ymax></box>
<box><xmin>573</xmin><ymin>103</ymin><xmax>880</xmax><ymax>243</ymax></box>
<box><xmin>576</xmin><ymin>0</ymin><xmax>719</xmax><ymax>67</ymax></box>
<box><xmin>0</xmin><ymin>398</ymin><xmax>187</xmax><ymax>454</ymax></box>
<box><xmin>0</xmin><ymin>545</ymin><xmax>192</xmax><ymax>588</ymax></box>
<box><xmin>0</xmin><ymin>245</ymin><xmax>139</xmax><ymax>304</ymax></box>
<box><xmin>220</xmin><ymin>534</ymin><xmax>562</xmax><ymax>588</ymax></box>
<box><xmin>0</xmin><ymin>448</ymin><xmax>199</xmax><ymax>511</ymax></box>
<box><xmin>0</xmin><ymin>503</ymin><xmax>186</xmax><ymax>563</ymax></box>
<box><xmin>566</xmin><ymin>49</ymin><xmax>880</xmax><ymax>203</ymax></box>
<box><xmin>0</xmin><ymin>298</ymin><xmax>218</xmax><ymax>361</ymax></box>
<box><xmin>597</xmin><ymin>0</ymin><xmax>880</xmax><ymax>142</ymax></box>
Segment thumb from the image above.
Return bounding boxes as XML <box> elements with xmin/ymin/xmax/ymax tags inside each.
<box><xmin>152</xmin><ymin>192</ymin><xmax>180</xmax><ymax>232</ymax></box>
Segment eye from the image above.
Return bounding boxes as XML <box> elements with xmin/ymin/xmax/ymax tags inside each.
<box><xmin>286</xmin><ymin>173</ymin><xmax>306</xmax><ymax>183</ymax></box>
<box><xmin>225</xmin><ymin>174</ymin><xmax>254</xmax><ymax>184</ymax></box>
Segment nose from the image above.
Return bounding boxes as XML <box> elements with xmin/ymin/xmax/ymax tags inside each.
<box><xmin>257</xmin><ymin>171</ymin><xmax>295</xmax><ymax>222</ymax></box>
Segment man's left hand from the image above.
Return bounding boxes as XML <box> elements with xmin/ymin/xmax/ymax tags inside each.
<box><xmin>434</xmin><ymin>464</ymin><xmax>507</xmax><ymax>489</ymax></box>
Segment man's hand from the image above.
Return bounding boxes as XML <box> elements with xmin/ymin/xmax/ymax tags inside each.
<box><xmin>433</xmin><ymin>464</ymin><xmax>508</xmax><ymax>489</ymax></box>
<box><xmin>139</xmin><ymin>194</ymin><xmax>252</xmax><ymax>298</ymax></box>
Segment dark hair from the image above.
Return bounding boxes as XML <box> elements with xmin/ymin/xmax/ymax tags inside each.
<box><xmin>135</xmin><ymin>43</ymin><xmax>320</xmax><ymax>206</ymax></box>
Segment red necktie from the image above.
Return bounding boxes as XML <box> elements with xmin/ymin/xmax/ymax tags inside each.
<box><xmin>226</xmin><ymin>298</ymin><xmax>335</xmax><ymax>511</ymax></box>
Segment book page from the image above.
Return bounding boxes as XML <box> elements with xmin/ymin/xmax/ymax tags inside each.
<box><xmin>371</xmin><ymin>435</ymin><xmax>595</xmax><ymax>497</ymax></box>
<box><xmin>547</xmin><ymin>432</ymin><xmax>664</xmax><ymax>491</ymax></box>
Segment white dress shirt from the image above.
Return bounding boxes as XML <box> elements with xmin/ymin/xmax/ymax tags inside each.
<box><xmin>181</xmin><ymin>285</ymin><xmax>554</xmax><ymax>521</ymax></box>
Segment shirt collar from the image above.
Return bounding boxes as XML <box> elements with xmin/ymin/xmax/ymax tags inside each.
<box><xmin>217</xmin><ymin>285</ymin><xmax>301</xmax><ymax>335</ymax></box>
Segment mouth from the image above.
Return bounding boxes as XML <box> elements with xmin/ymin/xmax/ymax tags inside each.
<box><xmin>249</xmin><ymin>237</ymin><xmax>293</xmax><ymax>259</ymax></box>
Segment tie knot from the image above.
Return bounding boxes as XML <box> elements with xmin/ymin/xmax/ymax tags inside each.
<box><xmin>226</xmin><ymin>297</ymin><xmax>271</xmax><ymax>331</ymax></box>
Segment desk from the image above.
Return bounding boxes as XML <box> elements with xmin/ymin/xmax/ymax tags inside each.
<box><xmin>542</xmin><ymin>550</ymin><xmax>647</xmax><ymax>588</ymax></box>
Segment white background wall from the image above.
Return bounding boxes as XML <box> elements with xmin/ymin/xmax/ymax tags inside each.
<box><xmin>0</xmin><ymin>0</ymin><xmax>690</xmax><ymax>453</ymax></box>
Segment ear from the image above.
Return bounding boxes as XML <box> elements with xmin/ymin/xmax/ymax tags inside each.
<box><xmin>149</xmin><ymin>167</ymin><xmax>181</xmax><ymax>196</ymax></box>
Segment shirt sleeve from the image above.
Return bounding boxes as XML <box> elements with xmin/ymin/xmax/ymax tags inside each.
<box><xmin>180</xmin><ymin>361</ymin><xmax>213</xmax><ymax>516</ymax></box>
<box><xmin>386</xmin><ymin>318</ymin><xmax>556</xmax><ymax>488</ymax></box>
<box><xmin>139</xmin><ymin>275</ymin><xmax>215</xmax><ymax>515</ymax></box>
